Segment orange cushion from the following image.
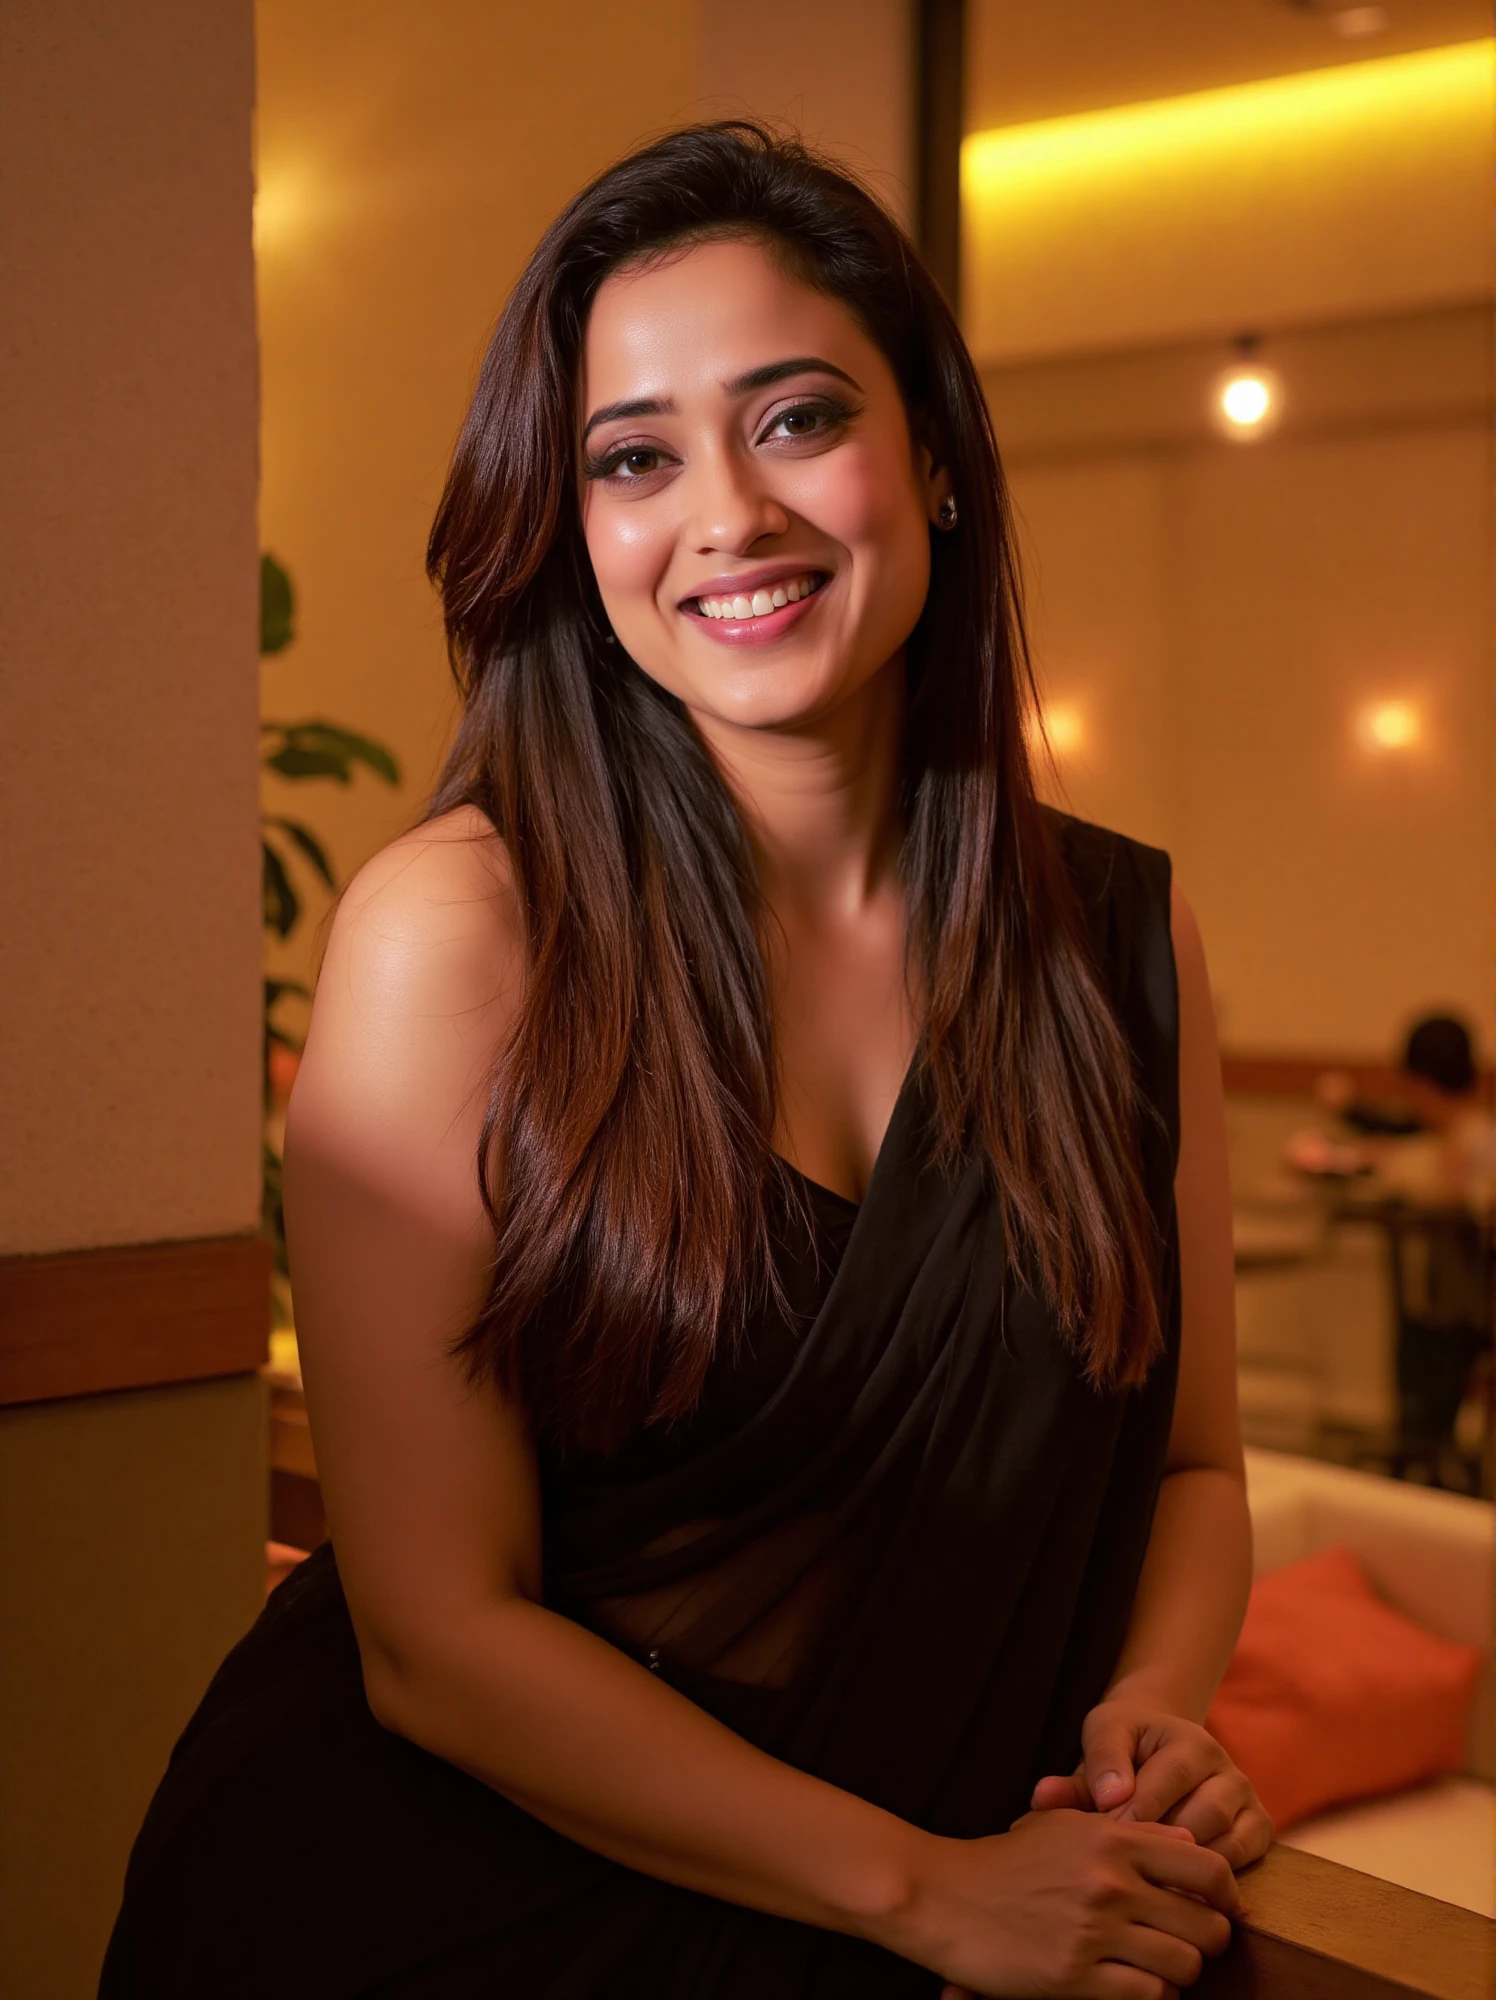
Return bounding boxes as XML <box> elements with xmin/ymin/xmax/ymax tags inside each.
<box><xmin>1206</xmin><ymin>1544</ymin><xmax>1481</xmax><ymax>1831</ymax></box>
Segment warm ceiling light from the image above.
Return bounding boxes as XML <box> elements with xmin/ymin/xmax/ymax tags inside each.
<box><xmin>1222</xmin><ymin>373</ymin><xmax>1271</xmax><ymax>426</ymax></box>
<box><xmin>1214</xmin><ymin>362</ymin><xmax>1283</xmax><ymax>440</ymax></box>
<box><xmin>1357</xmin><ymin>699</ymin><xmax>1423</xmax><ymax>751</ymax></box>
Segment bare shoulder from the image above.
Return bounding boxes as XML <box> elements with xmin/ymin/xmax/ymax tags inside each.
<box><xmin>291</xmin><ymin>806</ymin><xmax>522</xmax><ymax>1179</ymax></box>
<box><xmin>329</xmin><ymin>803</ymin><xmax>521</xmax><ymax>1002</ymax></box>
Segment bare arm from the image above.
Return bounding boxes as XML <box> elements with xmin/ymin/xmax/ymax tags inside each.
<box><xmin>1104</xmin><ymin>882</ymin><xmax>1252</xmax><ymax>1723</ymax></box>
<box><xmin>285</xmin><ymin>814</ymin><xmax>1238</xmax><ymax>1998</ymax></box>
<box><xmin>1030</xmin><ymin>883</ymin><xmax>1269</xmax><ymax>1865</ymax></box>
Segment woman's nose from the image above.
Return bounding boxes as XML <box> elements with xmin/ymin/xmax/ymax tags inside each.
<box><xmin>685</xmin><ymin>448</ymin><xmax>789</xmax><ymax>552</ymax></box>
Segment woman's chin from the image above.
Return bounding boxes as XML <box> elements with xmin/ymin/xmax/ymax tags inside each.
<box><xmin>675</xmin><ymin>652</ymin><xmax>887</xmax><ymax>739</ymax></box>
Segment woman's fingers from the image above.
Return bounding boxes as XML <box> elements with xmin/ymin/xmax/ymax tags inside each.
<box><xmin>1160</xmin><ymin>1772</ymin><xmax>1242</xmax><ymax>1846</ymax></box>
<box><xmin>1132</xmin><ymin>1828</ymin><xmax>1241</xmax><ymax>1912</ymax></box>
<box><xmin>1031</xmin><ymin>1769</ymin><xmax>1090</xmax><ymax>1812</ymax></box>
<box><xmin>1204</xmin><ymin>1800</ymin><xmax>1274</xmax><ymax>1870</ymax></box>
<box><xmin>1081</xmin><ymin>1713</ymin><xmax>1141</xmax><ymax>1811</ymax></box>
<box><xmin>1132</xmin><ymin>1881</ymin><xmax>1234</xmax><ymax>1960</ymax></box>
<box><xmin>1085</xmin><ymin>1968</ymin><xmax>1180</xmax><ymax>2000</ymax></box>
<box><xmin>1117</xmin><ymin>1922</ymin><xmax>1207</xmax><ymax>1990</ymax></box>
<box><xmin>1118</xmin><ymin>1740</ymin><xmax>1226</xmax><ymax>1825</ymax></box>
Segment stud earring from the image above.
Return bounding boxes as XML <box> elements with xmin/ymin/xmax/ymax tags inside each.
<box><xmin>936</xmin><ymin>493</ymin><xmax>959</xmax><ymax>531</ymax></box>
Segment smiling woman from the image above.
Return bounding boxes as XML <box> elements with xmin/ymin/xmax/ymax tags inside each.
<box><xmin>102</xmin><ymin>124</ymin><xmax>1263</xmax><ymax>2000</ymax></box>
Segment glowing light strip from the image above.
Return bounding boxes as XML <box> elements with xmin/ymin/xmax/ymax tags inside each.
<box><xmin>963</xmin><ymin>40</ymin><xmax>1494</xmax><ymax>197</ymax></box>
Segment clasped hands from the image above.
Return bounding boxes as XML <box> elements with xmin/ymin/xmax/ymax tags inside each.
<box><xmin>938</xmin><ymin>1700</ymin><xmax>1272</xmax><ymax>2000</ymax></box>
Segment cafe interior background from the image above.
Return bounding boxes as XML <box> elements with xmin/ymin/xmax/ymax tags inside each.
<box><xmin>2</xmin><ymin>1</ymin><xmax>1492</xmax><ymax>1992</ymax></box>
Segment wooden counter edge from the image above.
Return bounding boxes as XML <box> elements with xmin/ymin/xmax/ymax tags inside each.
<box><xmin>1202</xmin><ymin>1842</ymin><xmax>1494</xmax><ymax>2000</ymax></box>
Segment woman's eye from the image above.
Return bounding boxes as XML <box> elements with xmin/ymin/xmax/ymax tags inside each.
<box><xmin>761</xmin><ymin>398</ymin><xmax>852</xmax><ymax>445</ymax></box>
<box><xmin>586</xmin><ymin>443</ymin><xmax>671</xmax><ymax>484</ymax></box>
<box><xmin>611</xmin><ymin>447</ymin><xmax>662</xmax><ymax>479</ymax></box>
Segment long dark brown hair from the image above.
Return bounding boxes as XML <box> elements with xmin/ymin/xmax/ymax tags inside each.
<box><xmin>426</xmin><ymin>122</ymin><xmax>1163</xmax><ymax>1456</ymax></box>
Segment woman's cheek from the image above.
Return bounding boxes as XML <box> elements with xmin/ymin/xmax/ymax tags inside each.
<box><xmin>584</xmin><ymin>505</ymin><xmax>673</xmax><ymax>629</ymax></box>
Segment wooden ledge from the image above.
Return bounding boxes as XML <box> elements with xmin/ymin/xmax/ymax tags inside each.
<box><xmin>1221</xmin><ymin>1051</ymin><xmax>1494</xmax><ymax>1102</ymax></box>
<box><xmin>0</xmin><ymin>1234</ymin><xmax>269</xmax><ymax>1407</ymax></box>
<box><xmin>1203</xmin><ymin>1842</ymin><xmax>1494</xmax><ymax>1999</ymax></box>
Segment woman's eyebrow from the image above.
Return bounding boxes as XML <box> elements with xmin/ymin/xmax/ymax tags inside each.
<box><xmin>724</xmin><ymin>356</ymin><xmax>862</xmax><ymax>397</ymax></box>
<box><xmin>582</xmin><ymin>395</ymin><xmax>674</xmax><ymax>443</ymax></box>
<box><xmin>582</xmin><ymin>357</ymin><xmax>863</xmax><ymax>443</ymax></box>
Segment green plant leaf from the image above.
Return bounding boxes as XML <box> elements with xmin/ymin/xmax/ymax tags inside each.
<box><xmin>265</xmin><ymin>976</ymin><xmax>311</xmax><ymax>1011</ymax></box>
<box><xmin>280</xmin><ymin>721</ymin><xmax>401</xmax><ymax>786</ymax></box>
<box><xmin>260</xmin><ymin>554</ymin><xmax>295</xmax><ymax>656</ymax></box>
<box><xmin>263</xmin><ymin>839</ymin><xmax>299</xmax><ymax>937</ymax></box>
<box><xmin>264</xmin><ymin>815</ymin><xmax>337</xmax><ymax>891</ymax></box>
<box><xmin>265</xmin><ymin>745</ymin><xmax>355</xmax><ymax>782</ymax></box>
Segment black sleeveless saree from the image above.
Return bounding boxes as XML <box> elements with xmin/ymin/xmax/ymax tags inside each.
<box><xmin>99</xmin><ymin>815</ymin><xmax>1180</xmax><ymax>2000</ymax></box>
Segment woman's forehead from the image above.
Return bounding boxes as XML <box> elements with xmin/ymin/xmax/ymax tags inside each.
<box><xmin>580</xmin><ymin>239</ymin><xmax>875</xmax><ymax>407</ymax></box>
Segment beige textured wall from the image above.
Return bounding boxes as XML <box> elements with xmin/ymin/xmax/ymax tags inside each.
<box><xmin>0</xmin><ymin>5</ymin><xmax>265</xmax><ymax>1994</ymax></box>
<box><xmin>697</xmin><ymin>0</ymin><xmax>914</xmax><ymax>222</ymax></box>
<box><xmin>0</xmin><ymin>0</ymin><xmax>263</xmax><ymax>1256</ymax></box>
<box><xmin>257</xmin><ymin>0</ymin><xmax>700</xmax><ymax>999</ymax></box>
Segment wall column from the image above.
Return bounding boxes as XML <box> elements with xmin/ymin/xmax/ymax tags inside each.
<box><xmin>0</xmin><ymin>3</ymin><xmax>265</xmax><ymax>1993</ymax></box>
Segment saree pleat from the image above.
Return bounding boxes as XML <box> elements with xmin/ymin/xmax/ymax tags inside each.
<box><xmin>99</xmin><ymin>812</ymin><xmax>1180</xmax><ymax>2000</ymax></box>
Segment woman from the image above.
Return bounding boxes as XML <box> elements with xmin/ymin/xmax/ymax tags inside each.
<box><xmin>102</xmin><ymin>124</ymin><xmax>1269</xmax><ymax>1999</ymax></box>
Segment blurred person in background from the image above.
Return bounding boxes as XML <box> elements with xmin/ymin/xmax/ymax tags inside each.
<box><xmin>1288</xmin><ymin>1014</ymin><xmax>1493</xmax><ymax>1488</ymax></box>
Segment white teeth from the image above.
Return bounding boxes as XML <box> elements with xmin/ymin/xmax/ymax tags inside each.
<box><xmin>694</xmin><ymin>574</ymin><xmax>821</xmax><ymax>620</ymax></box>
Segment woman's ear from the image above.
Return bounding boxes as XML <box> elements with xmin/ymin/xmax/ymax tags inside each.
<box><xmin>914</xmin><ymin>421</ymin><xmax>952</xmax><ymax>528</ymax></box>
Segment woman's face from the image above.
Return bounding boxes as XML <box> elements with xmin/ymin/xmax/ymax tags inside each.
<box><xmin>578</xmin><ymin>236</ymin><xmax>945</xmax><ymax>736</ymax></box>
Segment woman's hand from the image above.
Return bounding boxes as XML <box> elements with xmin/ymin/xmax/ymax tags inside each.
<box><xmin>1027</xmin><ymin>1701</ymin><xmax>1272</xmax><ymax>1870</ymax></box>
<box><xmin>900</xmin><ymin>1808</ymin><xmax>1236</xmax><ymax>2000</ymax></box>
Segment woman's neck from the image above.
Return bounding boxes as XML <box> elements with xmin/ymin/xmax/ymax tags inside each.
<box><xmin>692</xmin><ymin>653</ymin><xmax>908</xmax><ymax>923</ymax></box>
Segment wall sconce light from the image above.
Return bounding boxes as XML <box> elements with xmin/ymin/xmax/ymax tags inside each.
<box><xmin>1355</xmin><ymin>698</ymin><xmax>1423</xmax><ymax>752</ymax></box>
<box><xmin>1026</xmin><ymin>701</ymin><xmax>1086</xmax><ymax>755</ymax></box>
<box><xmin>1212</xmin><ymin>334</ymin><xmax>1283</xmax><ymax>442</ymax></box>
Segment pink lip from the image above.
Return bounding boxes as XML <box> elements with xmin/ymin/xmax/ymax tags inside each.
<box><xmin>680</xmin><ymin>561</ymin><xmax>828</xmax><ymax>605</ymax></box>
<box><xmin>685</xmin><ymin>582</ymin><xmax>827</xmax><ymax>647</ymax></box>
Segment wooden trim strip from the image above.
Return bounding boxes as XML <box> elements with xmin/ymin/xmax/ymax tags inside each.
<box><xmin>1221</xmin><ymin>1051</ymin><xmax>1494</xmax><ymax>1101</ymax></box>
<box><xmin>1202</xmin><ymin>1844</ymin><xmax>1494</xmax><ymax>2000</ymax></box>
<box><xmin>0</xmin><ymin>1234</ymin><xmax>269</xmax><ymax>1408</ymax></box>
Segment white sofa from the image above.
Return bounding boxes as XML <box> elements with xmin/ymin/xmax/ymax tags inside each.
<box><xmin>1243</xmin><ymin>1447</ymin><xmax>1494</xmax><ymax>1916</ymax></box>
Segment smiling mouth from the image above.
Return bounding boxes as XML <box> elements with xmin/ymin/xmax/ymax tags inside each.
<box><xmin>688</xmin><ymin>571</ymin><xmax>828</xmax><ymax>621</ymax></box>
